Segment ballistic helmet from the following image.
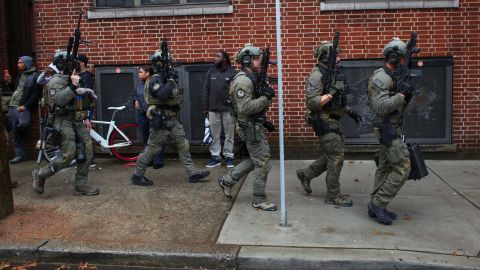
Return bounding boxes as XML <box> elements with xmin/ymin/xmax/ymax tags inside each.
<box><xmin>314</xmin><ymin>41</ymin><xmax>341</xmax><ymax>62</ymax></box>
<box><xmin>383</xmin><ymin>37</ymin><xmax>407</xmax><ymax>64</ymax></box>
<box><xmin>236</xmin><ymin>44</ymin><xmax>262</xmax><ymax>67</ymax></box>
<box><xmin>52</xmin><ymin>49</ymin><xmax>68</xmax><ymax>71</ymax></box>
<box><xmin>149</xmin><ymin>49</ymin><xmax>173</xmax><ymax>62</ymax></box>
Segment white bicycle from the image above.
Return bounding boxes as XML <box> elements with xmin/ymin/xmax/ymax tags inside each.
<box><xmin>40</xmin><ymin>106</ymin><xmax>140</xmax><ymax>163</ymax></box>
<box><xmin>89</xmin><ymin>106</ymin><xmax>140</xmax><ymax>162</ymax></box>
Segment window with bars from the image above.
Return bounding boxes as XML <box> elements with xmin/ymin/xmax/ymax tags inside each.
<box><xmin>320</xmin><ymin>0</ymin><xmax>459</xmax><ymax>11</ymax></box>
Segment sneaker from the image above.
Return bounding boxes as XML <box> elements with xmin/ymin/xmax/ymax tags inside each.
<box><xmin>10</xmin><ymin>156</ymin><xmax>27</xmax><ymax>164</ymax></box>
<box><xmin>73</xmin><ymin>185</ymin><xmax>100</xmax><ymax>196</ymax></box>
<box><xmin>225</xmin><ymin>157</ymin><xmax>234</xmax><ymax>168</ymax></box>
<box><xmin>252</xmin><ymin>201</ymin><xmax>277</xmax><ymax>211</ymax></box>
<box><xmin>32</xmin><ymin>168</ymin><xmax>45</xmax><ymax>194</ymax></box>
<box><xmin>367</xmin><ymin>201</ymin><xmax>393</xmax><ymax>225</ymax></box>
<box><xmin>218</xmin><ymin>176</ymin><xmax>233</xmax><ymax>199</ymax></box>
<box><xmin>296</xmin><ymin>169</ymin><xmax>312</xmax><ymax>194</ymax></box>
<box><xmin>89</xmin><ymin>162</ymin><xmax>97</xmax><ymax>171</ymax></box>
<box><xmin>206</xmin><ymin>156</ymin><xmax>221</xmax><ymax>168</ymax></box>
<box><xmin>368</xmin><ymin>207</ymin><xmax>397</xmax><ymax>220</ymax></box>
<box><xmin>325</xmin><ymin>195</ymin><xmax>353</xmax><ymax>207</ymax></box>
<box><xmin>189</xmin><ymin>170</ymin><xmax>210</xmax><ymax>183</ymax></box>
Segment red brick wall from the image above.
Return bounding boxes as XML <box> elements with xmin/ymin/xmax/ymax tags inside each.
<box><xmin>0</xmin><ymin>0</ymin><xmax>7</xmax><ymax>73</ymax></box>
<box><xmin>33</xmin><ymin>0</ymin><xmax>480</xmax><ymax>152</ymax></box>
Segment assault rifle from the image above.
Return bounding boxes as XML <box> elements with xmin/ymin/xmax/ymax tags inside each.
<box><xmin>395</xmin><ymin>32</ymin><xmax>423</xmax><ymax>108</ymax></box>
<box><xmin>65</xmin><ymin>11</ymin><xmax>83</xmax><ymax>78</ymax></box>
<box><xmin>322</xmin><ymin>32</ymin><xmax>348</xmax><ymax>107</ymax></box>
<box><xmin>253</xmin><ymin>46</ymin><xmax>277</xmax><ymax>132</ymax></box>
<box><xmin>159</xmin><ymin>38</ymin><xmax>174</xmax><ymax>84</ymax></box>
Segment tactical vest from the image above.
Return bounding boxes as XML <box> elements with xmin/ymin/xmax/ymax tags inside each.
<box><xmin>145</xmin><ymin>74</ymin><xmax>183</xmax><ymax>119</ymax></box>
<box><xmin>46</xmin><ymin>74</ymin><xmax>92</xmax><ymax>118</ymax></box>
<box><xmin>229</xmin><ymin>71</ymin><xmax>254</xmax><ymax>122</ymax></box>
<box><xmin>307</xmin><ymin>66</ymin><xmax>346</xmax><ymax>118</ymax></box>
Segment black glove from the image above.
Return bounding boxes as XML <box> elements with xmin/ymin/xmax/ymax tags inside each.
<box><xmin>263</xmin><ymin>120</ymin><xmax>276</xmax><ymax>132</ymax></box>
<box><xmin>260</xmin><ymin>87</ymin><xmax>275</xmax><ymax>100</ymax></box>
<box><xmin>327</xmin><ymin>85</ymin><xmax>339</xmax><ymax>97</ymax></box>
<box><xmin>166</xmin><ymin>69</ymin><xmax>178</xmax><ymax>80</ymax></box>
<box><xmin>347</xmin><ymin>110</ymin><xmax>363</xmax><ymax>124</ymax></box>
<box><xmin>397</xmin><ymin>81</ymin><xmax>414</xmax><ymax>96</ymax></box>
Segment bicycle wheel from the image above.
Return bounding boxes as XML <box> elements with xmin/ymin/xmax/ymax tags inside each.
<box><xmin>109</xmin><ymin>123</ymin><xmax>141</xmax><ymax>162</ymax></box>
<box><xmin>43</xmin><ymin>132</ymin><xmax>62</xmax><ymax>162</ymax></box>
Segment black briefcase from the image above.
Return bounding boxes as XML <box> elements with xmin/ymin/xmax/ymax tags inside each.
<box><xmin>373</xmin><ymin>142</ymin><xmax>428</xmax><ymax>181</ymax></box>
<box><xmin>407</xmin><ymin>142</ymin><xmax>428</xmax><ymax>180</ymax></box>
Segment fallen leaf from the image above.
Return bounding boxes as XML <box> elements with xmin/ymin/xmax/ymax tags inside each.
<box><xmin>402</xmin><ymin>215</ymin><xmax>412</xmax><ymax>221</ymax></box>
<box><xmin>56</xmin><ymin>264</ymin><xmax>69</xmax><ymax>270</ymax></box>
<box><xmin>0</xmin><ymin>262</ymin><xmax>11</xmax><ymax>270</ymax></box>
<box><xmin>354</xmin><ymin>178</ymin><xmax>359</xmax><ymax>182</ymax></box>
<box><xmin>11</xmin><ymin>262</ymin><xmax>38</xmax><ymax>270</ymax></box>
<box><xmin>78</xmin><ymin>262</ymin><xmax>97</xmax><ymax>270</ymax></box>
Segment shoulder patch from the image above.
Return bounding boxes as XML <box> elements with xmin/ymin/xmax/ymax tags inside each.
<box><xmin>236</xmin><ymin>89</ymin><xmax>246</xmax><ymax>99</ymax></box>
<box><xmin>372</xmin><ymin>78</ymin><xmax>386</xmax><ymax>89</ymax></box>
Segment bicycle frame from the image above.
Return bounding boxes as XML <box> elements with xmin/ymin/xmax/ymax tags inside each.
<box><xmin>90</xmin><ymin>109</ymin><xmax>132</xmax><ymax>149</ymax></box>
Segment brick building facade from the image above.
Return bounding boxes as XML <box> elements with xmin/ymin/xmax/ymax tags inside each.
<box><xmin>28</xmin><ymin>0</ymin><xmax>480</xmax><ymax>154</ymax></box>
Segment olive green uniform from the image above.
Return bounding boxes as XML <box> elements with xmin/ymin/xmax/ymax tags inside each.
<box><xmin>297</xmin><ymin>65</ymin><xmax>348</xmax><ymax>200</ymax></box>
<box><xmin>220</xmin><ymin>70</ymin><xmax>272</xmax><ymax>204</ymax></box>
<box><xmin>36</xmin><ymin>74</ymin><xmax>93</xmax><ymax>187</ymax></box>
<box><xmin>368</xmin><ymin>67</ymin><xmax>411</xmax><ymax>209</ymax></box>
<box><xmin>134</xmin><ymin>74</ymin><xmax>203</xmax><ymax>178</ymax></box>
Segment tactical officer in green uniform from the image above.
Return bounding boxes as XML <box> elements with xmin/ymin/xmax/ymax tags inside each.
<box><xmin>367</xmin><ymin>38</ymin><xmax>413</xmax><ymax>225</ymax></box>
<box><xmin>217</xmin><ymin>44</ymin><xmax>277</xmax><ymax>211</ymax></box>
<box><xmin>32</xmin><ymin>50</ymin><xmax>99</xmax><ymax>196</ymax></box>
<box><xmin>131</xmin><ymin>49</ymin><xmax>210</xmax><ymax>186</ymax></box>
<box><xmin>296</xmin><ymin>41</ymin><xmax>363</xmax><ymax>207</ymax></box>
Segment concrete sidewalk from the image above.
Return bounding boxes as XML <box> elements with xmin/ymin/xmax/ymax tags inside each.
<box><xmin>1</xmin><ymin>158</ymin><xmax>479</xmax><ymax>269</ymax></box>
<box><xmin>218</xmin><ymin>160</ymin><xmax>480</xmax><ymax>270</ymax></box>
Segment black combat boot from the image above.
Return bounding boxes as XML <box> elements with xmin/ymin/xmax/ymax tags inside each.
<box><xmin>367</xmin><ymin>201</ymin><xmax>393</xmax><ymax>225</ymax></box>
<box><xmin>296</xmin><ymin>169</ymin><xmax>312</xmax><ymax>194</ymax></box>
<box><xmin>131</xmin><ymin>174</ymin><xmax>153</xmax><ymax>186</ymax></box>
<box><xmin>189</xmin><ymin>170</ymin><xmax>210</xmax><ymax>183</ymax></box>
<box><xmin>74</xmin><ymin>185</ymin><xmax>100</xmax><ymax>196</ymax></box>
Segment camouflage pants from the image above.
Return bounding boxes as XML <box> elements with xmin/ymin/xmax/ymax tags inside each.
<box><xmin>135</xmin><ymin>118</ymin><xmax>199</xmax><ymax>178</ymax></box>
<box><xmin>222</xmin><ymin>126</ymin><xmax>271</xmax><ymax>204</ymax></box>
<box><xmin>37</xmin><ymin>115</ymin><xmax>93</xmax><ymax>187</ymax></box>
<box><xmin>297</xmin><ymin>132</ymin><xmax>344</xmax><ymax>199</ymax></box>
<box><xmin>371</xmin><ymin>138</ymin><xmax>410</xmax><ymax>208</ymax></box>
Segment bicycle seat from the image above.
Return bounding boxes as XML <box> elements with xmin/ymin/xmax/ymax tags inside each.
<box><xmin>107</xmin><ymin>106</ymin><xmax>126</xmax><ymax>111</ymax></box>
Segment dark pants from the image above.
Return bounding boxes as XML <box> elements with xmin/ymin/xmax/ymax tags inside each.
<box><xmin>137</xmin><ymin>111</ymin><xmax>164</xmax><ymax>167</ymax></box>
<box><xmin>8</xmin><ymin>107</ymin><xmax>31</xmax><ymax>158</ymax></box>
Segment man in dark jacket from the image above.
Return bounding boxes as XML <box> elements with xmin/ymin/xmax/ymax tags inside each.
<box><xmin>4</xmin><ymin>56</ymin><xmax>40</xmax><ymax>164</ymax></box>
<box><xmin>202</xmin><ymin>50</ymin><xmax>237</xmax><ymax>168</ymax></box>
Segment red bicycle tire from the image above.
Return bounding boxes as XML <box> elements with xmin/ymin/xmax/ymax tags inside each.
<box><xmin>109</xmin><ymin>123</ymin><xmax>140</xmax><ymax>162</ymax></box>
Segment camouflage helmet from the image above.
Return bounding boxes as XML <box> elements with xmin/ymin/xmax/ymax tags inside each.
<box><xmin>149</xmin><ymin>49</ymin><xmax>173</xmax><ymax>62</ymax></box>
<box><xmin>235</xmin><ymin>44</ymin><xmax>262</xmax><ymax>66</ymax></box>
<box><xmin>53</xmin><ymin>49</ymin><xmax>68</xmax><ymax>60</ymax></box>
<box><xmin>52</xmin><ymin>49</ymin><xmax>68</xmax><ymax>71</ymax></box>
<box><xmin>314</xmin><ymin>41</ymin><xmax>341</xmax><ymax>62</ymax></box>
<box><xmin>383</xmin><ymin>37</ymin><xmax>407</xmax><ymax>57</ymax></box>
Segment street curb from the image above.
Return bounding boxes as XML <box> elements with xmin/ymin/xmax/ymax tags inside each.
<box><xmin>0</xmin><ymin>246</ymin><xmax>238</xmax><ymax>269</ymax></box>
<box><xmin>238</xmin><ymin>246</ymin><xmax>480</xmax><ymax>270</ymax></box>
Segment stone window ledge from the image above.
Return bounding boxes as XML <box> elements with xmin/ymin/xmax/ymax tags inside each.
<box><xmin>88</xmin><ymin>4</ymin><xmax>233</xmax><ymax>19</ymax></box>
<box><xmin>321</xmin><ymin>0</ymin><xmax>459</xmax><ymax>11</ymax></box>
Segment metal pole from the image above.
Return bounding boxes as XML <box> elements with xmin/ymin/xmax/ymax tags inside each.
<box><xmin>275</xmin><ymin>0</ymin><xmax>287</xmax><ymax>226</ymax></box>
